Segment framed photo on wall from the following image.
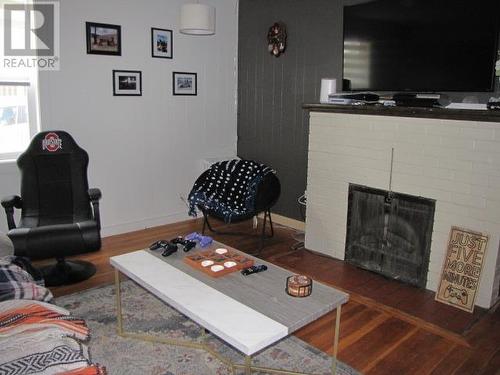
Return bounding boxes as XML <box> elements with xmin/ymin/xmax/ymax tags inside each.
<box><xmin>151</xmin><ymin>28</ymin><xmax>173</xmax><ymax>59</ymax></box>
<box><xmin>86</xmin><ymin>22</ymin><xmax>121</xmax><ymax>56</ymax></box>
<box><xmin>173</xmin><ymin>72</ymin><xmax>197</xmax><ymax>96</ymax></box>
<box><xmin>113</xmin><ymin>70</ymin><xmax>142</xmax><ymax>96</ymax></box>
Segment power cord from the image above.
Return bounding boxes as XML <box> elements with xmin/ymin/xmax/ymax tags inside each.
<box><xmin>291</xmin><ymin>191</ymin><xmax>307</xmax><ymax>250</ymax></box>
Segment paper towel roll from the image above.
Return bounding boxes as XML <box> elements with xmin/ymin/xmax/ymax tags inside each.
<box><xmin>320</xmin><ymin>78</ymin><xmax>337</xmax><ymax>103</ymax></box>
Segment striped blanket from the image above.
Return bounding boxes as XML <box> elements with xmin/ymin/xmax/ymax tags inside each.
<box><xmin>0</xmin><ymin>300</ymin><xmax>106</xmax><ymax>375</ymax></box>
<box><xmin>0</xmin><ymin>257</ymin><xmax>106</xmax><ymax>375</ymax></box>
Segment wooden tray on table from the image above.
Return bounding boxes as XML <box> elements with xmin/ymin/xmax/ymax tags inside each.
<box><xmin>184</xmin><ymin>247</ymin><xmax>254</xmax><ymax>278</ymax></box>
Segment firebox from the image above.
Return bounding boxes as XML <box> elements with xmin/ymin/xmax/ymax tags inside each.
<box><xmin>345</xmin><ymin>184</ymin><xmax>435</xmax><ymax>288</ymax></box>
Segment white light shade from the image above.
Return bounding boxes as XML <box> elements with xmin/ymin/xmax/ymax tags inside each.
<box><xmin>180</xmin><ymin>4</ymin><xmax>216</xmax><ymax>35</ymax></box>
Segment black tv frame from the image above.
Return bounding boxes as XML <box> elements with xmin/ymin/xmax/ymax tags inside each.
<box><xmin>341</xmin><ymin>1</ymin><xmax>500</xmax><ymax>93</ymax></box>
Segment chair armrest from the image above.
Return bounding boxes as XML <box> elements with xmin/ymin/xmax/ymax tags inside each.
<box><xmin>88</xmin><ymin>188</ymin><xmax>102</xmax><ymax>229</ymax></box>
<box><xmin>1</xmin><ymin>195</ymin><xmax>22</xmax><ymax>230</ymax></box>
<box><xmin>1</xmin><ymin>195</ymin><xmax>22</xmax><ymax>209</ymax></box>
<box><xmin>88</xmin><ymin>188</ymin><xmax>102</xmax><ymax>202</ymax></box>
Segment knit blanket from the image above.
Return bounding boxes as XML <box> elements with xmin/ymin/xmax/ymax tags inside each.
<box><xmin>0</xmin><ymin>258</ymin><xmax>106</xmax><ymax>375</ymax></box>
<box><xmin>0</xmin><ymin>257</ymin><xmax>53</xmax><ymax>303</ymax></box>
<box><xmin>0</xmin><ymin>299</ymin><xmax>106</xmax><ymax>375</ymax></box>
<box><xmin>188</xmin><ymin>159</ymin><xmax>274</xmax><ymax>223</ymax></box>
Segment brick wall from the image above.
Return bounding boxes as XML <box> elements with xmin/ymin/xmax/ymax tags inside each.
<box><xmin>305</xmin><ymin>112</ymin><xmax>500</xmax><ymax>308</ymax></box>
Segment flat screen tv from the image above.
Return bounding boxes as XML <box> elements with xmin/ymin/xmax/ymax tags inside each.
<box><xmin>343</xmin><ymin>0</ymin><xmax>499</xmax><ymax>92</ymax></box>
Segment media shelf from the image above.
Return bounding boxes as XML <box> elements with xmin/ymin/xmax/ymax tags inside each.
<box><xmin>302</xmin><ymin>103</ymin><xmax>500</xmax><ymax>123</ymax></box>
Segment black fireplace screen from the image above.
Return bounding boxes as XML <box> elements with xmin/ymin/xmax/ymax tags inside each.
<box><xmin>345</xmin><ymin>184</ymin><xmax>435</xmax><ymax>288</ymax></box>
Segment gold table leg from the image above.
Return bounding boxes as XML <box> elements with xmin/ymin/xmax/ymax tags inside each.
<box><xmin>115</xmin><ymin>269</ymin><xmax>123</xmax><ymax>335</ymax></box>
<box><xmin>113</xmin><ymin>268</ymin><xmax>343</xmax><ymax>375</ymax></box>
<box><xmin>332</xmin><ymin>305</ymin><xmax>342</xmax><ymax>375</ymax></box>
<box><xmin>245</xmin><ymin>355</ymin><xmax>252</xmax><ymax>375</ymax></box>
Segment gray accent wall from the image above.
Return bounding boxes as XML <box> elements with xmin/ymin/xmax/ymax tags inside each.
<box><xmin>237</xmin><ymin>0</ymin><xmax>500</xmax><ymax>221</ymax></box>
<box><xmin>238</xmin><ymin>0</ymin><xmax>344</xmax><ymax>220</ymax></box>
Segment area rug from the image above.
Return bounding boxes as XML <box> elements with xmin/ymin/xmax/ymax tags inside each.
<box><xmin>56</xmin><ymin>280</ymin><xmax>359</xmax><ymax>375</ymax></box>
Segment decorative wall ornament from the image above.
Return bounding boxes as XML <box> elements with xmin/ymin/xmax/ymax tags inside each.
<box><xmin>267</xmin><ymin>22</ymin><xmax>287</xmax><ymax>57</ymax></box>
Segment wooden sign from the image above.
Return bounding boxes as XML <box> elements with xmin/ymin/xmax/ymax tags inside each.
<box><xmin>435</xmin><ymin>227</ymin><xmax>488</xmax><ymax>313</ymax></box>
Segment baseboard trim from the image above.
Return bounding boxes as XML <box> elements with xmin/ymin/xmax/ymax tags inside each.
<box><xmin>258</xmin><ymin>212</ymin><xmax>305</xmax><ymax>231</ymax></box>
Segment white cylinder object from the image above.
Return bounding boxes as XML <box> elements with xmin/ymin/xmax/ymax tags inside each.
<box><xmin>180</xmin><ymin>4</ymin><xmax>216</xmax><ymax>35</ymax></box>
<box><xmin>320</xmin><ymin>78</ymin><xmax>337</xmax><ymax>103</ymax></box>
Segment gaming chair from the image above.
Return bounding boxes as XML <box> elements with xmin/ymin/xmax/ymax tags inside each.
<box><xmin>1</xmin><ymin>131</ymin><xmax>102</xmax><ymax>286</ymax></box>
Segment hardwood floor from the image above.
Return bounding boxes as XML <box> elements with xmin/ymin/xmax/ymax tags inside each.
<box><xmin>44</xmin><ymin>218</ymin><xmax>500</xmax><ymax>375</ymax></box>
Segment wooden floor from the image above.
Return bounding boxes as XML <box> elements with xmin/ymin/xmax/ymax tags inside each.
<box><xmin>46</xmin><ymin>218</ymin><xmax>500</xmax><ymax>375</ymax></box>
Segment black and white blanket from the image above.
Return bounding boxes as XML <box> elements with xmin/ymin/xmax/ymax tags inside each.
<box><xmin>188</xmin><ymin>159</ymin><xmax>274</xmax><ymax>223</ymax></box>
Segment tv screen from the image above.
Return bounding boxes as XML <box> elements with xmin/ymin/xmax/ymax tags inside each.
<box><xmin>343</xmin><ymin>0</ymin><xmax>499</xmax><ymax>92</ymax></box>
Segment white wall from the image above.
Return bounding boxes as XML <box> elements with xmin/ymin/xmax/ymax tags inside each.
<box><xmin>0</xmin><ymin>0</ymin><xmax>238</xmax><ymax>235</ymax></box>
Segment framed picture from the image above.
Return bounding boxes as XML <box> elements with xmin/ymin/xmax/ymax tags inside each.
<box><xmin>86</xmin><ymin>22</ymin><xmax>121</xmax><ymax>55</ymax></box>
<box><xmin>151</xmin><ymin>28</ymin><xmax>173</xmax><ymax>59</ymax></box>
<box><xmin>173</xmin><ymin>72</ymin><xmax>197</xmax><ymax>96</ymax></box>
<box><xmin>113</xmin><ymin>70</ymin><xmax>142</xmax><ymax>96</ymax></box>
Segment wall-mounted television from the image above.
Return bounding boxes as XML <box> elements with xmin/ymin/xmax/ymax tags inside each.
<box><xmin>343</xmin><ymin>0</ymin><xmax>499</xmax><ymax>92</ymax></box>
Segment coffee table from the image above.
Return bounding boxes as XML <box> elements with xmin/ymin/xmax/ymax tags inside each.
<box><xmin>110</xmin><ymin>242</ymin><xmax>349</xmax><ymax>375</ymax></box>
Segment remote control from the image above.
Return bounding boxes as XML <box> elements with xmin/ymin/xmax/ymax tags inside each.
<box><xmin>170</xmin><ymin>237</ymin><xmax>197</xmax><ymax>252</ymax></box>
<box><xmin>150</xmin><ymin>240</ymin><xmax>169</xmax><ymax>250</ymax></box>
<box><xmin>161</xmin><ymin>247</ymin><xmax>177</xmax><ymax>257</ymax></box>
<box><xmin>241</xmin><ymin>265</ymin><xmax>268</xmax><ymax>276</ymax></box>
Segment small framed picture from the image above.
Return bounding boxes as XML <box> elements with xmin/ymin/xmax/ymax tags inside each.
<box><xmin>113</xmin><ymin>70</ymin><xmax>142</xmax><ymax>96</ymax></box>
<box><xmin>173</xmin><ymin>72</ymin><xmax>197</xmax><ymax>96</ymax></box>
<box><xmin>151</xmin><ymin>28</ymin><xmax>173</xmax><ymax>59</ymax></box>
<box><xmin>86</xmin><ymin>22</ymin><xmax>121</xmax><ymax>56</ymax></box>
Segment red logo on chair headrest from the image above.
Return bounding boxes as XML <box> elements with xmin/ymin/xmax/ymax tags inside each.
<box><xmin>42</xmin><ymin>132</ymin><xmax>62</xmax><ymax>152</ymax></box>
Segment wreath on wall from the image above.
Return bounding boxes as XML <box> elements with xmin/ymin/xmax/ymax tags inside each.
<box><xmin>267</xmin><ymin>22</ymin><xmax>287</xmax><ymax>57</ymax></box>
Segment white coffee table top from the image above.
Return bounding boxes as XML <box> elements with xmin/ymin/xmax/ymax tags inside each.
<box><xmin>111</xmin><ymin>250</ymin><xmax>288</xmax><ymax>355</ymax></box>
<box><xmin>110</xmin><ymin>245</ymin><xmax>348</xmax><ymax>356</ymax></box>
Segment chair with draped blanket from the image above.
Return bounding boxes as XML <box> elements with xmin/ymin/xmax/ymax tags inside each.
<box><xmin>188</xmin><ymin>159</ymin><xmax>281</xmax><ymax>253</ymax></box>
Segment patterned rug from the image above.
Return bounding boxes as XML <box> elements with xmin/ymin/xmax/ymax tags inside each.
<box><xmin>56</xmin><ymin>280</ymin><xmax>359</xmax><ymax>375</ymax></box>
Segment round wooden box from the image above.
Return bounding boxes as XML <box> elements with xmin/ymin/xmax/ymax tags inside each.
<box><xmin>286</xmin><ymin>274</ymin><xmax>313</xmax><ymax>297</ymax></box>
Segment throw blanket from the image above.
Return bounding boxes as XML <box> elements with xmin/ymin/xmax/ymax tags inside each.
<box><xmin>0</xmin><ymin>257</ymin><xmax>53</xmax><ymax>303</ymax></box>
<box><xmin>188</xmin><ymin>159</ymin><xmax>274</xmax><ymax>223</ymax></box>
<box><xmin>0</xmin><ymin>300</ymin><xmax>106</xmax><ymax>375</ymax></box>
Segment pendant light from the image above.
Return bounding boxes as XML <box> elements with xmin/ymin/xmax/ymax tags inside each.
<box><xmin>180</xmin><ymin>3</ymin><xmax>216</xmax><ymax>35</ymax></box>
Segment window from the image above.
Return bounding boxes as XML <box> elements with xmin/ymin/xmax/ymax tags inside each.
<box><xmin>0</xmin><ymin>1</ymin><xmax>39</xmax><ymax>161</ymax></box>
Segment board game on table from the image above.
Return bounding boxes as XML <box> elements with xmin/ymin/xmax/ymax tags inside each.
<box><xmin>183</xmin><ymin>247</ymin><xmax>254</xmax><ymax>277</ymax></box>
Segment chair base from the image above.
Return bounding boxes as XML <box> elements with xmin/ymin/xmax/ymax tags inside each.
<box><xmin>41</xmin><ymin>259</ymin><xmax>96</xmax><ymax>287</ymax></box>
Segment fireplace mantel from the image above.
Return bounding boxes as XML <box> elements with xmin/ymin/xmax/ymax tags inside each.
<box><xmin>304</xmin><ymin>109</ymin><xmax>500</xmax><ymax>309</ymax></box>
<box><xmin>303</xmin><ymin>103</ymin><xmax>500</xmax><ymax>123</ymax></box>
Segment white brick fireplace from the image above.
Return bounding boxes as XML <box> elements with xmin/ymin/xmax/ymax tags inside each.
<box><xmin>305</xmin><ymin>111</ymin><xmax>500</xmax><ymax>309</ymax></box>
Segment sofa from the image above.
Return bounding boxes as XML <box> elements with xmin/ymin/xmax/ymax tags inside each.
<box><xmin>0</xmin><ymin>234</ymin><xmax>105</xmax><ymax>375</ymax></box>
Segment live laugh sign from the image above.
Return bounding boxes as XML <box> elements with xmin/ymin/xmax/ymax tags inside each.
<box><xmin>435</xmin><ymin>227</ymin><xmax>488</xmax><ymax>313</ymax></box>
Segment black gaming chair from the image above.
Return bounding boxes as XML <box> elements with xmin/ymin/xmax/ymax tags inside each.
<box><xmin>1</xmin><ymin>131</ymin><xmax>102</xmax><ymax>286</ymax></box>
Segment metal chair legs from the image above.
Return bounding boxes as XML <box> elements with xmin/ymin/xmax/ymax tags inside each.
<box><xmin>201</xmin><ymin>210</ymin><xmax>275</xmax><ymax>254</ymax></box>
